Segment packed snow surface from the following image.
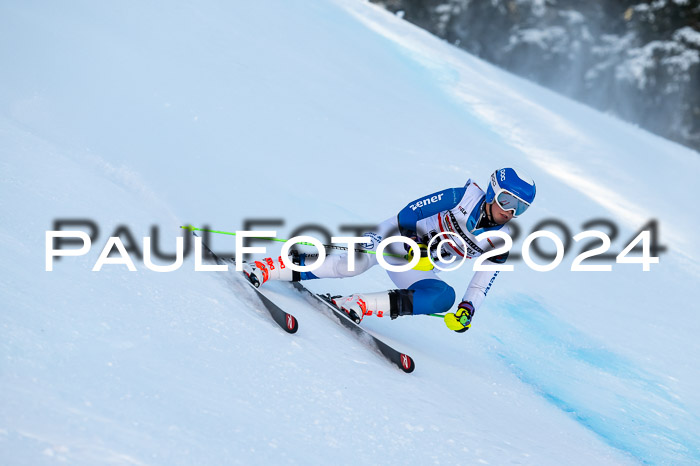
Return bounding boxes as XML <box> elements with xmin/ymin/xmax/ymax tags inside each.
<box><xmin>1</xmin><ymin>0</ymin><xmax>699</xmax><ymax>464</ymax></box>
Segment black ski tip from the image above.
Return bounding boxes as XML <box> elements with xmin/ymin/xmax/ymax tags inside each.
<box><xmin>284</xmin><ymin>314</ymin><xmax>299</xmax><ymax>334</ymax></box>
<box><xmin>399</xmin><ymin>353</ymin><xmax>415</xmax><ymax>373</ymax></box>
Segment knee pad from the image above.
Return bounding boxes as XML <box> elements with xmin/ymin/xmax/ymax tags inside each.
<box><xmin>409</xmin><ymin>279</ymin><xmax>456</xmax><ymax>315</ymax></box>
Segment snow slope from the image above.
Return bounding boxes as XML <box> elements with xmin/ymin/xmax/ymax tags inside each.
<box><xmin>1</xmin><ymin>0</ymin><xmax>699</xmax><ymax>464</ymax></box>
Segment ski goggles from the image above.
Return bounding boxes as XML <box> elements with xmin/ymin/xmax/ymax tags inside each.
<box><xmin>494</xmin><ymin>190</ymin><xmax>531</xmax><ymax>217</ymax></box>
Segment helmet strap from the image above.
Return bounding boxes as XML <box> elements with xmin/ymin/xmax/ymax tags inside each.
<box><xmin>477</xmin><ymin>200</ymin><xmax>498</xmax><ymax>230</ymax></box>
<box><xmin>485</xmin><ymin>201</ymin><xmax>494</xmax><ymax>223</ymax></box>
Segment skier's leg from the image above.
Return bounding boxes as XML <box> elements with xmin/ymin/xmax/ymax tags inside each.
<box><xmin>243</xmin><ymin>217</ymin><xmax>394</xmax><ymax>286</ymax></box>
<box><xmin>386</xmin><ymin>270</ymin><xmax>456</xmax><ymax>316</ymax></box>
<box><xmin>332</xmin><ymin>224</ymin><xmax>455</xmax><ymax>322</ymax></box>
<box><xmin>333</xmin><ymin>269</ymin><xmax>456</xmax><ymax>323</ymax></box>
<box><xmin>301</xmin><ymin>248</ymin><xmax>376</xmax><ymax>279</ymax></box>
<box><xmin>309</xmin><ymin>216</ymin><xmax>404</xmax><ymax>279</ymax></box>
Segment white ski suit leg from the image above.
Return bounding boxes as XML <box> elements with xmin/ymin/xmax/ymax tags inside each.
<box><xmin>306</xmin><ymin>217</ymin><xmax>399</xmax><ymax>278</ymax></box>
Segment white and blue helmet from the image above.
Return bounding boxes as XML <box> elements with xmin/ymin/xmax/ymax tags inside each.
<box><xmin>485</xmin><ymin>167</ymin><xmax>536</xmax><ymax>217</ymax></box>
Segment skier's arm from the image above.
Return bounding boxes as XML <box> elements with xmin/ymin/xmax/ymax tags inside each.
<box><xmin>462</xmin><ymin>269</ymin><xmax>500</xmax><ymax>311</ymax></box>
<box><xmin>462</xmin><ymin>230</ymin><xmax>510</xmax><ymax>310</ymax></box>
<box><xmin>396</xmin><ymin>187</ymin><xmax>465</xmax><ymax>236</ymax></box>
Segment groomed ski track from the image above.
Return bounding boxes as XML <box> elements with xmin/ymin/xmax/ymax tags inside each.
<box><xmin>1</xmin><ymin>0</ymin><xmax>699</xmax><ymax>464</ymax></box>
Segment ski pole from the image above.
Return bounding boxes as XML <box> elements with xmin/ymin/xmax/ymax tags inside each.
<box><xmin>180</xmin><ymin>225</ymin><xmax>408</xmax><ymax>259</ymax></box>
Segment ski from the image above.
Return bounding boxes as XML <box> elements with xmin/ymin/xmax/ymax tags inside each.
<box><xmin>195</xmin><ymin>233</ymin><xmax>299</xmax><ymax>334</ymax></box>
<box><xmin>290</xmin><ymin>282</ymin><xmax>415</xmax><ymax>373</ymax></box>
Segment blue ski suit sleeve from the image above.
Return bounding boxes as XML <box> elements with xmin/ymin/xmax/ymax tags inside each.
<box><xmin>397</xmin><ymin>187</ymin><xmax>465</xmax><ymax>236</ymax></box>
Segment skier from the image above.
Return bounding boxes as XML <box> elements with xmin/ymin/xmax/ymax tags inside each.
<box><xmin>244</xmin><ymin>167</ymin><xmax>536</xmax><ymax>332</ymax></box>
